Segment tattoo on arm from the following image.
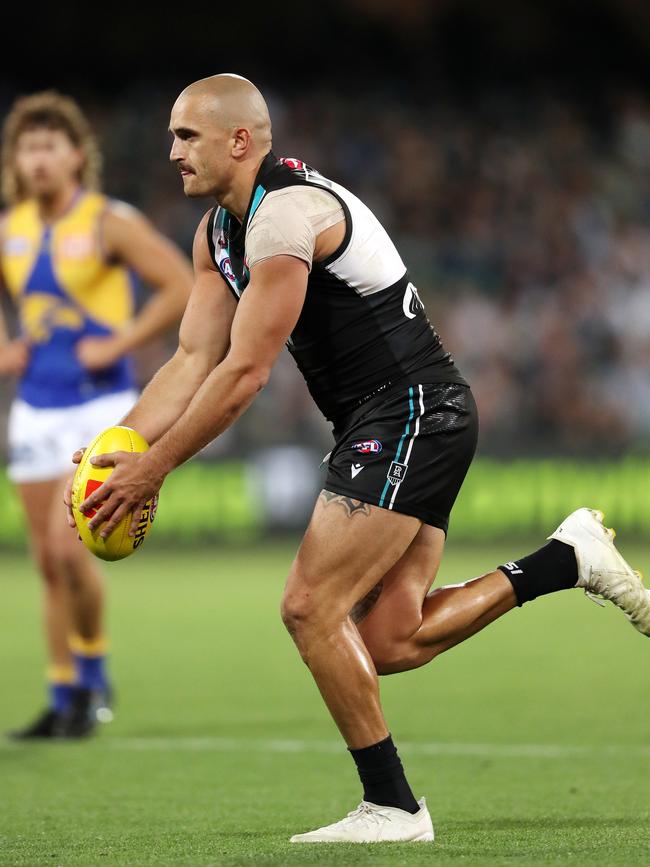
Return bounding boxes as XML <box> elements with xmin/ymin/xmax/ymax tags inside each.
<box><xmin>350</xmin><ymin>580</ymin><xmax>384</xmax><ymax>624</ymax></box>
<box><xmin>319</xmin><ymin>489</ymin><xmax>372</xmax><ymax>518</ymax></box>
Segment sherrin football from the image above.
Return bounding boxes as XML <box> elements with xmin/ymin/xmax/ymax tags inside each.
<box><xmin>71</xmin><ymin>425</ymin><xmax>157</xmax><ymax>562</ymax></box>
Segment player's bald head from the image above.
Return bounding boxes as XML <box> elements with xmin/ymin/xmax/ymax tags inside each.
<box><xmin>174</xmin><ymin>74</ymin><xmax>272</xmax><ymax>146</ymax></box>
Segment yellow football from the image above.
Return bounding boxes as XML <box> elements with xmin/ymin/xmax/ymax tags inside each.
<box><xmin>71</xmin><ymin>425</ymin><xmax>157</xmax><ymax>562</ymax></box>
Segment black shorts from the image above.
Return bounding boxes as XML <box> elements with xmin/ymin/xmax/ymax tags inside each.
<box><xmin>324</xmin><ymin>382</ymin><xmax>478</xmax><ymax>534</ymax></box>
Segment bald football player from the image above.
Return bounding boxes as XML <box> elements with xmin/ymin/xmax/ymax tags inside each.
<box><xmin>66</xmin><ymin>74</ymin><xmax>650</xmax><ymax>844</ymax></box>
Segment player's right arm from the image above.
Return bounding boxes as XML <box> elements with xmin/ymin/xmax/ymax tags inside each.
<box><xmin>117</xmin><ymin>210</ymin><xmax>237</xmax><ymax>445</ymax></box>
<box><xmin>64</xmin><ymin>210</ymin><xmax>236</xmax><ymax>527</ymax></box>
<box><xmin>0</xmin><ymin>214</ymin><xmax>29</xmax><ymax>378</ymax></box>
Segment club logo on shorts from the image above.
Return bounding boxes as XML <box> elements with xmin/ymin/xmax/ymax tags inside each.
<box><xmin>387</xmin><ymin>461</ymin><xmax>408</xmax><ymax>486</ymax></box>
<box><xmin>351</xmin><ymin>439</ymin><xmax>382</xmax><ymax>455</ymax></box>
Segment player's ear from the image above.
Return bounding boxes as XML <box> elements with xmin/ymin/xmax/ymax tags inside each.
<box><xmin>231</xmin><ymin>127</ymin><xmax>251</xmax><ymax>159</ymax></box>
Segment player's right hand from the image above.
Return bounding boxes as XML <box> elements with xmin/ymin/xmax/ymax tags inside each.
<box><xmin>0</xmin><ymin>339</ymin><xmax>29</xmax><ymax>377</ymax></box>
<box><xmin>64</xmin><ymin>449</ymin><xmax>86</xmax><ymax>528</ymax></box>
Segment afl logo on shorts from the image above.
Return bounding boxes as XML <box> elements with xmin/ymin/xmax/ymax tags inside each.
<box><xmin>351</xmin><ymin>440</ymin><xmax>382</xmax><ymax>455</ymax></box>
<box><xmin>402</xmin><ymin>282</ymin><xmax>425</xmax><ymax>320</ymax></box>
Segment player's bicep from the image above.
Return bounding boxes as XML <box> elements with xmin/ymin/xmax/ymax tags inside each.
<box><xmin>228</xmin><ymin>255</ymin><xmax>308</xmax><ymax>376</ymax></box>
<box><xmin>177</xmin><ymin>214</ymin><xmax>237</xmax><ymax>368</ymax></box>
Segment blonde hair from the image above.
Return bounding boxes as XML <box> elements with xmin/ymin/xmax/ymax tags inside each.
<box><xmin>1</xmin><ymin>90</ymin><xmax>102</xmax><ymax>205</ymax></box>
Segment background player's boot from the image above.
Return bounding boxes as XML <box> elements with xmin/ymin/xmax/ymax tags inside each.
<box><xmin>7</xmin><ymin>708</ymin><xmax>62</xmax><ymax>740</ymax></box>
<box><xmin>55</xmin><ymin>688</ymin><xmax>97</xmax><ymax>738</ymax></box>
<box><xmin>90</xmin><ymin>684</ymin><xmax>115</xmax><ymax>724</ymax></box>
<box><xmin>290</xmin><ymin>797</ymin><xmax>434</xmax><ymax>843</ymax></box>
<box><xmin>549</xmin><ymin>508</ymin><xmax>650</xmax><ymax>636</ymax></box>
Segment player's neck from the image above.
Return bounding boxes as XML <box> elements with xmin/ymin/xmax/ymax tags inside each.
<box><xmin>218</xmin><ymin>153</ymin><xmax>267</xmax><ymax>222</ymax></box>
<box><xmin>36</xmin><ymin>183</ymin><xmax>82</xmax><ymax>224</ymax></box>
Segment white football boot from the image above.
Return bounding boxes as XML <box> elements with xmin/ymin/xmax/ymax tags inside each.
<box><xmin>549</xmin><ymin>508</ymin><xmax>650</xmax><ymax>636</ymax></box>
<box><xmin>290</xmin><ymin>797</ymin><xmax>434</xmax><ymax>843</ymax></box>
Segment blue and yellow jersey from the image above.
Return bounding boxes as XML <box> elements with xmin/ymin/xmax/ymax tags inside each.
<box><xmin>0</xmin><ymin>188</ymin><xmax>135</xmax><ymax>408</ymax></box>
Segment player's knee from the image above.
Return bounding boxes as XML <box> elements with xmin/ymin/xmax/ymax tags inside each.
<box><xmin>33</xmin><ymin>539</ymin><xmax>62</xmax><ymax>588</ymax></box>
<box><xmin>280</xmin><ymin>590</ymin><xmax>332</xmax><ymax>645</ymax></box>
<box><xmin>44</xmin><ymin>528</ymin><xmax>85</xmax><ymax>579</ymax></box>
<box><xmin>280</xmin><ymin>592</ymin><xmax>312</xmax><ymax>639</ymax></box>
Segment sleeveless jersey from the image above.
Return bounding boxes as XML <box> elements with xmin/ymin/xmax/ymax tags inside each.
<box><xmin>1</xmin><ymin>188</ymin><xmax>135</xmax><ymax>408</ymax></box>
<box><xmin>207</xmin><ymin>153</ymin><xmax>466</xmax><ymax>427</ymax></box>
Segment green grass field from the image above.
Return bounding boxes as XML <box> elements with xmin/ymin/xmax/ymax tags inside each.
<box><xmin>2</xmin><ymin>541</ymin><xmax>649</xmax><ymax>866</ymax></box>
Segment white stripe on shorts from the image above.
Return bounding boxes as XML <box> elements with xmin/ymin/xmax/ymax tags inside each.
<box><xmin>388</xmin><ymin>383</ymin><xmax>425</xmax><ymax>510</ymax></box>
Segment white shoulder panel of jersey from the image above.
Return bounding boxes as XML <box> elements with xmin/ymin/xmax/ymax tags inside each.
<box><xmin>320</xmin><ymin>180</ymin><xmax>406</xmax><ymax>295</ymax></box>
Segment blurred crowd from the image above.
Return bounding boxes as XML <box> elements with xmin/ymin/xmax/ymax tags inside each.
<box><xmin>4</xmin><ymin>86</ymin><xmax>650</xmax><ymax>457</ymax></box>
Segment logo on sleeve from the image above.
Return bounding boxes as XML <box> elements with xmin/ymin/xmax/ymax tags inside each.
<box><xmin>387</xmin><ymin>461</ymin><xmax>408</xmax><ymax>486</ymax></box>
<box><xmin>351</xmin><ymin>440</ymin><xmax>382</xmax><ymax>455</ymax></box>
<box><xmin>402</xmin><ymin>282</ymin><xmax>425</xmax><ymax>319</ymax></box>
<box><xmin>280</xmin><ymin>157</ymin><xmax>305</xmax><ymax>171</ymax></box>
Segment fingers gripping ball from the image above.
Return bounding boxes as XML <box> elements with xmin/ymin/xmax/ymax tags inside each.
<box><xmin>71</xmin><ymin>426</ymin><xmax>158</xmax><ymax>561</ymax></box>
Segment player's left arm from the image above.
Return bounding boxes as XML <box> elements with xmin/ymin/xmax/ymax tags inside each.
<box><xmin>81</xmin><ymin>254</ymin><xmax>309</xmax><ymax>536</ymax></box>
<box><xmin>76</xmin><ymin>203</ymin><xmax>193</xmax><ymax>370</ymax></box>
<box><xmin>0</xmin><ymin>213</ymin><xmax>30</xmax><ymax>377</ymax></box>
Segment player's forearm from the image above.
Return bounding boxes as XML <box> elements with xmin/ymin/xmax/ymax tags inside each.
<box><xmin>120</xmin><ymin>348</ymin><xmax>212</xmax><ymax>445</ymax></box>
<box><xmin>145</xmin><ymin>358</ymin><xmax>268</xmax><ymax>474</ymax></box>
<box><xmin>115</xmin><ymin>285</ymin><xmax>188</xmax><ymax>355</ymax></box>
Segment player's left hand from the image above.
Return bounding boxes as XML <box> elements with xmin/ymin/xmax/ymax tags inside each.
<box><xmin>80</xmin><ymin>451</ymin><xmax>165</xmax><ymax>539</ymax></box>
<box><xmin>76</xmin><ymin>335</ymin><xmax>125</xmax><ymax>371</ymax></box>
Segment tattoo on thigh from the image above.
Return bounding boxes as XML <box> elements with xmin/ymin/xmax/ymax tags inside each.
<box><xmin>319</xmin><ymin>490</ymin><xmax>372</xmax><ymax>518</ymax></box>
<box><xmin>350</xmin><ymin>580</ymin><xmax>384</xmax><ymax>624</ymax></box>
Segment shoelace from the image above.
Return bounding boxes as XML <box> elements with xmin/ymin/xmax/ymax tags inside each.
<box><xmin>585</xmin><ymin>569</ymin><xmax>648</xmax><ymax>620</ymax></box>
<box><xmin>343</xmin><ymin>803</ymin><xmax>393</xmax><ymax>827</ymax></box>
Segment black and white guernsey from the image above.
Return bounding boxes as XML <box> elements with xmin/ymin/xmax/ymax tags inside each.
<box><xmin>207</xmin><ymin>152</ymin><xmax>466</xmax><ymax>429</ymax></box>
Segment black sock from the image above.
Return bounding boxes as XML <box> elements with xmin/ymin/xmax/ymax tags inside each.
<box><xmin>349</xmin><ymin>734</ymin><xmax>420</xmax><ymax>814</ymax></box>
<box><xmin>499</xmin><ymin>539</ymin><xmax>579</xmax><ymax>606</ymax></box>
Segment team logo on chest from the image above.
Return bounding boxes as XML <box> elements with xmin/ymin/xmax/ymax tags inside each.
<box><xmin>59</xmin><ymin>233</ymin><xmax>95</xmax><ymax>258</ymax></box>
<box><xmin>4</xmin><ymin>236</ymin><xmax>30</xmax><ymax>256</ymax></box>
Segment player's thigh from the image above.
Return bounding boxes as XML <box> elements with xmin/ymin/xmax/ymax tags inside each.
<box><xmin>355</xmin><ymin>522</ymin><xmax>445</xmax><ymax>650</ymax></box>
<box><xmin>16</xmin><ymin>479</ymin><xmax>61</xmax><ymax>547</ymax></box>
<box><xmin>46</xmin><ymin>474</ymin><xmax>90</xmax><ymax>564</ymax></box>
<box><xmin>282</xmin><ymin>490</ymin><xmax>422</xmax><ymax>628</ymax></box>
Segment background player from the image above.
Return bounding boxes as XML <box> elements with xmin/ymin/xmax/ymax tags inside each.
<box><xmin>0</xmin><ymin>91</ymin><xmax>192</xmax><ymax>738</ymax></box>
<box><xmin>67</xmin><ymin>75</ymin><xmax>650</xmax><ymax>842</ymax></box>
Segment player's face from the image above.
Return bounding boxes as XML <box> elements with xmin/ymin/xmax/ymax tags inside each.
<box><xmin>169</xmin><ymin>98</ymin><xmax>234</xmax><ymax>199</ymax></box>
<box><xmin>14</xmin><ymin>127</ymin><xmax>83</xmax><ymax>199</ymax></box>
